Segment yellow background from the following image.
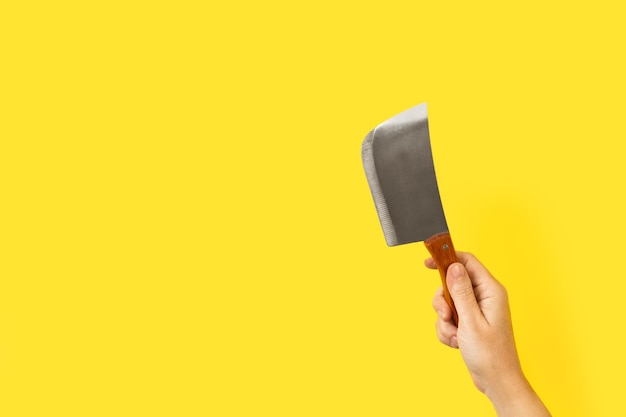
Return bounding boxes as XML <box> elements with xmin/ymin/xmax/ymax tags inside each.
<box><xmin>1</xmin><ymin>1</ymin><xmax>624</xmax><ymax>415</ymax></box>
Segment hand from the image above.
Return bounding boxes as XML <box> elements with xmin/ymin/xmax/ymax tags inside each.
<box><xmin>425</xmin><ymin>252</ymin><xmax>551</xmax><ymax>417</ymax></box>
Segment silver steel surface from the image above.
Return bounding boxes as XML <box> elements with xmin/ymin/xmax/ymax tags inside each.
<box><xmin>361</xmin><ymin>103</ymin><xmax>448</xmax><ymax>246</ymax></box>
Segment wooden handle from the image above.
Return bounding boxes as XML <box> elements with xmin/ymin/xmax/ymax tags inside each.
<box><xmin>424</xmin><ymin>232</ymin><xmax>459</xmax><ymax>325</ymax></box>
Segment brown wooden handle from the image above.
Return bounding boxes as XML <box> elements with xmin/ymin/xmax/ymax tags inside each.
<box><xmin>424</xmin><ymin>232</ymin><xmax>459</xmax><ymax>325</ymax></box>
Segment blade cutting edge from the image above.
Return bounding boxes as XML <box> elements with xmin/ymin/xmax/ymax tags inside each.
<box><xmin>362</xmin><ymin>128</ymin><xmax>398</xmax><ymax>246</ymax></box>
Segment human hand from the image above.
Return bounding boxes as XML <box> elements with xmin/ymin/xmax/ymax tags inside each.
<box><xmin>425</xmin><ymin>252</ymin><xmax>551</xmax><ymax>417</ymax></box>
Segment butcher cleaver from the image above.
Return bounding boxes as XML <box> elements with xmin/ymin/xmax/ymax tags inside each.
<box><xmin>362</xmin><ymin>103</ymin><xmax>459</xmax><ymax>324</ymax></box>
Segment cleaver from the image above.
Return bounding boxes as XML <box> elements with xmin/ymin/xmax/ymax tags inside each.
<box><xmin>362</xmin><ymin>103</ymin><xmax>459</xmax><ymax>324</ymax></box>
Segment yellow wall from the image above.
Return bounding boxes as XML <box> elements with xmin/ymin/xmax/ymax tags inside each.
<box><xmin>2</xmin><ymin>1</ymin><xmax>623</xmax><ymax>415</ymax></box>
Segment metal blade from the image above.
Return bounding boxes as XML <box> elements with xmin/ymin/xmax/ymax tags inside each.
<box><xmin>361</xmin><ymin>103</ymin><xmax>448</xmax><ymax>246</ymax></box>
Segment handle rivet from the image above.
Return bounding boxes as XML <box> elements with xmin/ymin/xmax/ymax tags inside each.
<box><xmin>443</xmin><ymin>244</ymin><xmax>449</xmax><ymax>250</ymax></box>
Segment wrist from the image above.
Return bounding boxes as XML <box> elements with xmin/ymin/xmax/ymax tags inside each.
<box><xmin>485</xmin><ymin>372</ymin><xmax>550</xmax><ymax>417</ymax></box>
<box><xmin>484</xmin><ymin>370</ymin><xmax>529</xmax><ymax>404</ymax></box>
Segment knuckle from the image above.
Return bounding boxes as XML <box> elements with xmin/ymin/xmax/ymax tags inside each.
<box><xmin>432</xmin><ymin>290</ymin><xmax>446</xmax><ymax>309</ymax></box>
<box><xmin>454</xmin><ymin>283</ymin><xmax>475</xmax><ymax>298</ymax></box>
<box><xmin>494</xmin><ymin>281</ymin><xmax>509</xmax><ymax>300</ymax></box>
<box><xmin>465</xmin><ymin>252</ymin><xmax>476</xmax><ymax>261</ymax></box>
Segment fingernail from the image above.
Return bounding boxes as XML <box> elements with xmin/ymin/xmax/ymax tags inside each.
<box><xmin>451</xmin><ymin>264</ymin><xmax>463</xmax><ymax>279</ymax></box>
<box><xmin>437</xmin><ymin>310</ymin><xmax>444</xmax><ymax>320</ymax></box>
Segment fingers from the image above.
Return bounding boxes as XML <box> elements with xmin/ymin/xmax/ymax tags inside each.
<box><xmin>424</xmin><ymin>251</ymin><xmax>482</xmax><ymax>268</ymax></box>
<box><xmin>425</xmin><ymin>252</ymin><xmax>499</xmax><ymax>288</ymax></box>
<box><xmin>424</xmin><ymin>257</ymin><xmax>437</xmax><ymax>270</ymax></box>
<box><xmin>436</xmin><ymin>316</ymin><xmax>459</xmax><ymax>348</ymax></box>
<box><xmin>455</xmin><ymin>252</ymin><xmax>496</xmax><ymax>286</ymax></box>
<box><xmin>432</xmin><ymin>287</ymin><xmax>458</xmax><ymax>348</ymax></box>
<box><xmin>446</xmin><ymin>263</ymin><xmax>481</xmax><ymax>325</ymax></box>
<box><xmin>453</xmin><ymin>252</ymin><xmax>507</xmax><ymax>308</ymax></box>
<box><xmin>432</xmin><ymin>287</ymin><xmax>451</xmax><ymax>320</ymax></box>
<box><xmin>424</xmin><ymin>251</ymin><xmax>480</xmax><ymax>271</ymax></box>
<box><xmin>426</xmin><ymin>251</ymin><xmax>496</xmax><ymax>342</ymax></box>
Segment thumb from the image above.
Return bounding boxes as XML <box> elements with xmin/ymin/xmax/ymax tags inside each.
<box><xmin>447</xmin><ymin>263</ymin><xmax>481</xmax><ymax>324</ymax></box>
